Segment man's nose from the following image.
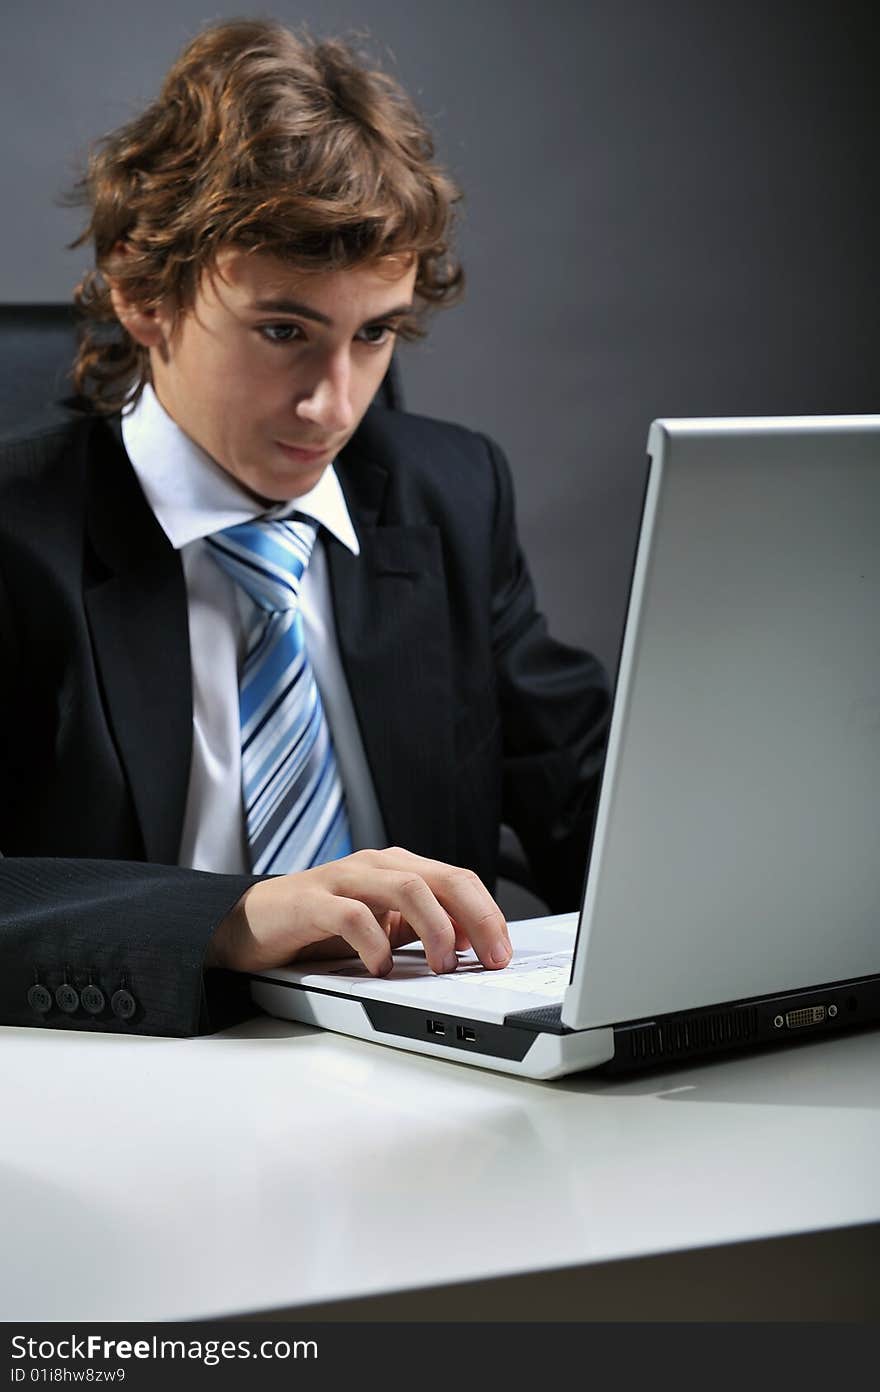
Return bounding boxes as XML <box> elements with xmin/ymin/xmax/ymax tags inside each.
<box><xmin>296</xmin><ymin>354</ymin><xmax>354</xmax><ymax>433</ymax></box>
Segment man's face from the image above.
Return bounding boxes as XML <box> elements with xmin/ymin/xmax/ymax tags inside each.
<box><xmin>147</xmin><ymin>248</ymin><xmax>417</xmax><ymax>501</ymax></box>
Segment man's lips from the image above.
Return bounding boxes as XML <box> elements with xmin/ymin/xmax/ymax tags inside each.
<box><xmin>275</xmin><ymin>440</ymin><xmax>333</xmax><ymax>462</ymax></box>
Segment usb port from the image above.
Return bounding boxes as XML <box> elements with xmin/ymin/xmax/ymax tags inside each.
<box><xmin>456</xmin><ymin>1025</ymin><xmax>477</xmax><ymax>1042</ymax></box>
<box><xmin>426</xmin><ymin>1019</ymin><xmax>446</xmax><ymax>1037</ymax></box>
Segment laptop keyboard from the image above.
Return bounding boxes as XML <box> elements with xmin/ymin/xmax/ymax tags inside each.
<box><xmin>443</xmin><ymin>951</ymin><xmax>571</xmax><ymax>997</ymax></box>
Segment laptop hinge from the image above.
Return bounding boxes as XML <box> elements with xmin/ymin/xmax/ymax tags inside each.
<box><xmin>504</xmin><ymin>1003</ymin><xmax>570</xmax><ymax>1035</ymax></box>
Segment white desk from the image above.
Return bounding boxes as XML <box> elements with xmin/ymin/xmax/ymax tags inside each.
<box><xmin>2</xmin><ymin>1016</ymin><xmax>878</xmax><ymax>1321</ymax></box>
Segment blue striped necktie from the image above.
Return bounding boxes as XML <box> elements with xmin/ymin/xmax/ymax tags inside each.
<box><xmin>206</xmin><ymin>518</ymin><xmax>353</xmax><ymax>875</ymax></box>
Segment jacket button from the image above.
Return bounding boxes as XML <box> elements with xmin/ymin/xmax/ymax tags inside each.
<box><xmin>55</xmin><ymin>983</ymin><xmax>80</xmax><ymax>1014</ymax></box>
<box><xmin>81</xmin><ymin>984</ymin><xmax>106</xmax><ymax>1015</ymax></box>
<box><xmin>111</xmin><ymin>989</ymin><xmax>137</xmax><ymax>1021</ymax></box>
<box><xmin>27</xmin><ymin>984</ymin><xmax>52</xmax><ymax>1015</ymax></box>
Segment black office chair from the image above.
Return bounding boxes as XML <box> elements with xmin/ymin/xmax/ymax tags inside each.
<box><xmin>0</xmin><ymin>304</ymin><xmax>81</xmax><ymax>431</ymax></box>
<box><xmin>0</xmin><ymin>302</ymin><xmax>543</xmax><ymax>911</ymax></box>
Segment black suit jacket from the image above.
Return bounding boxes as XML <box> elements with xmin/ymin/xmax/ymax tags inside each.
<box><xmin>0</xmin><ymin>401</ymin><xmax>609</xmax><ymax>1036</ymax></box>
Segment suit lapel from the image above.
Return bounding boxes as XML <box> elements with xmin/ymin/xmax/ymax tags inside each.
<box><xmin>77</xmin><ymin>409</ymin><xmax>456</xmax><ymax>868</ymax></box>
<box><xmin>328</xmin><ymin>439</ymin><xmax>456</xmax><ymax>863</ymax></box>
<box><xmin>82</xmin><ymin>420</ymin><xmax>193</xmax><ymax>865</ymax></box>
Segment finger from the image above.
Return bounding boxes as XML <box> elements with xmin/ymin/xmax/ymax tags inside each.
<box><xmin>365</xmin><ymin>849</ymin><xmax>512</xmax><ymax>971</ymax></box>
<box><xmin>301</xmin><ymin>910</ymin><xmax>415</xmax><ymax>959</ymax></box>
<box><xmin>327</xmin><ymin>864</ymin><xmax>459</xmax><ymax>974</ymax></box>
<box><xmin>381</xmin><ymin>910</ymin><xmax>420</xmax><ymax>948</ymax></box>
<box><xmin>378</xmin><ymin>907</ymin><xmax>404</xmax><ymax>939</ymax></box>
<box><xmin>450</xmin><ymin>918</ymin><xmax>477</xmax><ymax>951</ymax></box>
<box><xmin>324</xmin><ymin>896</ymin><xmax>396</xmax><ymax>977</ymax></box>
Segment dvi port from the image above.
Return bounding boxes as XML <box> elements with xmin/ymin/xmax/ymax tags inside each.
<box><xmin>785</xmin><ymin>1006</ymin><xmax>826</xmax><ymax>1028</ymax></box>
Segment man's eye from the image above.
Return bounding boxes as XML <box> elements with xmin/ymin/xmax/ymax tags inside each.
<box><xmin>259</xmin><ymin>323</ymin><xmax>303</xmax><ymax>343</ymax></box>
<box><xmin>357</xmin><ymin>324</ymin><xmax>395</xmax><ymax>347</ymax></box>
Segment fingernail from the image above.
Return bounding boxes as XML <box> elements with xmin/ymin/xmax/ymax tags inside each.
<box><xmin>442</xmin><ymin>951</ymin><xmax>459</xmax><ymax>973</ymax></box>
<box><xmin>491</xmin><ymin>940</ymin><xmax>512</xmax><ymax>966</ymax></box>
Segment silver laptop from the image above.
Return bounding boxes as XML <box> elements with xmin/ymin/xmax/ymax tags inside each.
<box><xmin>250</xmin><ymin>416</ymin><xmax>880</xmax><ymax>1078</ymax></box>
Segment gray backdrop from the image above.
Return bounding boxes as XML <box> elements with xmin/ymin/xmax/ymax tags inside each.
<box><xmin>2</xmin><ymin>0</ymin><xmax>877</xmax><ymax>677</ymax></box>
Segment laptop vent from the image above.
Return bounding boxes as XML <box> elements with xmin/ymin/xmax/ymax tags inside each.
<box><xmin>623</xmin><ymin>1006</ymin><xmax>759</xmax><ymax>1063</ymax></box>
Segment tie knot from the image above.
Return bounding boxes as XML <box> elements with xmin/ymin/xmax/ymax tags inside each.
<box><xmin>207</xmin><ymin>517</ymin><xmax>318</xmax><ymax>613</ymax></box>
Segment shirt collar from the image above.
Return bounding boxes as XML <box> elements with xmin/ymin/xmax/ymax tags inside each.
<box><xmin>121</xmin><ymin>383</ymin><xmax>360</xmax><ymax>555</ymax></box>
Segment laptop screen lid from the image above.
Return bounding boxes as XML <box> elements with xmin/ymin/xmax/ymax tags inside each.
<box><xmin>563</xmin><ymin>415</ymin><xmax>880</xmax><ymax>1031</ymax></box>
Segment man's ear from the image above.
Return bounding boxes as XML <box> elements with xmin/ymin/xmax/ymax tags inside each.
<box><xmin>109</xmin><ymin>283</ymin><xmax>167</xmax><ymax>349</ymax></box>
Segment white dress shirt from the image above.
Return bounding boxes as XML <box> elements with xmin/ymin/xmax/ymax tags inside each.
<box><xmin>122</xmin><ymin>384</ymin><xmax>387</xmax><ymax>872</ymax></box>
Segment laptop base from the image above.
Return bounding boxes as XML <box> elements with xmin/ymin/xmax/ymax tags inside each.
<box><xmin>249</xmin><ymin>976</ymin><xmax>615</xmax><ymax>1079</ymax></box>
<box><xmin>251</xmin><ymin>970</ymin><xmax>880</xmax><ymax>1081</ymax></box>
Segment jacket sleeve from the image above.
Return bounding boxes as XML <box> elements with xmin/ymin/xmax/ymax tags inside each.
<box><xmin>485</xmin><ymin>435</ymin><xmax>612</xmax><ymax>913</ymax></box>
<box><xmin>0</xmin><ymin>856</ymin><xmax>260</xmax><ymax>1036</ymax></box>
<box><xmin>0</xmin><ymin>474</ymin><xmax>259</xmax><ymax>1038</ymax></box>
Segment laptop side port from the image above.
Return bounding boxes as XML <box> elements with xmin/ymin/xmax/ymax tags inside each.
<box><xmin>785</xmin><ymin>1005</ymin><xmax>828</xmax><ymax>1028</ymax></box>
<box><xmin>426</xmin><ymin>1019</ymin><xmax>446</xmax><ymax>1037</ymax></box>
<box><xmin>456</xmin><ymin>1025</ymin><xmax>477</xmax><ymax>1042</ymax></box>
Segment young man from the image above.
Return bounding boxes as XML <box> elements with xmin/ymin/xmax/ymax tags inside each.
<box><xmin>0</xmin><ymin>20</ymin><xmax>609</xmax><ymax>1036</ymax></box>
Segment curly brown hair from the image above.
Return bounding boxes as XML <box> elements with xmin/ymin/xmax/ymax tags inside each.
<box><xmin>68</xmin><ymin>18</ymin><xmax>464</xmax><ymax>412</ymax></box>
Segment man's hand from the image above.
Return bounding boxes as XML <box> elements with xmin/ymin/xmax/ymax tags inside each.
<box><xmin>205</xmin><ymin>847</ymin><xmax>512</xmax><ymax>977</ymax></box>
